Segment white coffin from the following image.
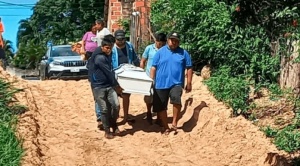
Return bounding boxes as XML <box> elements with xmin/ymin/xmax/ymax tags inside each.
<box><xmin>114</xmin><ymin>64</ymin><xmax>153</xmax><ymax>96</ymax></box>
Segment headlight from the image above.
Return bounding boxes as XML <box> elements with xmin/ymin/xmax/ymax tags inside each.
<box><xmin>52</xmin><ymin>61</ymin><xmax>62</xmax><ymax>65</ymax></box>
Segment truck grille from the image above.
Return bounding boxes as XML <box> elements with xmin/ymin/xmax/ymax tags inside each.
<box><xmin>63</xmin><ymin>61</ymin><xmax>86</xmax><ymax>67</ymax></box>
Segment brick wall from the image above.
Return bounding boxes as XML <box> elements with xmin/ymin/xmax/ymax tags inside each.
<box><xmin>107</xmin><ymin>0</ymin><xmax>151</xmax><ymax>49</ymax></box>
<box><xmin>107</xmin><ymin>0</ymin><xmax>133</xmax><ymax>33</ymax></box>
<box><xmin>132</xmin><ymin>0</ymin><xmax>151</xmax><ymax>42</ymax></box>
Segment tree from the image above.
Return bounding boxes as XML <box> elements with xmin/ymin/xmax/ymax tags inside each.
<box><xmin>15</xmin><ymin>0</ymin><xmax>105</xmax><ymax>69</ymax></box>
<box><xmin>17</xmin><ymin>19</ymin><xmax>34</xmax><ymax>46</ymax></box>
<box><xmin>228</xmin><ymin>0</ymin><xmax>300</xmax><ymax>93</ymax></box>
<box><xmin>19</xmin><ymin>0</ymin><xmax>105</xmax><ymax>45</ymax></box>
<box><xmin>2</xmin><ymin>39</ymin><xmax>14</xmax><ymax>60</ymax></box>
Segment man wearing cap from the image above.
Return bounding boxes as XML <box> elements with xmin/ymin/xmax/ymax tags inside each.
<box><xmin>150</xmin><ymin>32</ymin><xmax>193</xmax><ymax>135</ymax></box>
<box><xmin>112</xmin><ymin>29</ymin><xmax>140</xmax><ymax>123</ymax></box>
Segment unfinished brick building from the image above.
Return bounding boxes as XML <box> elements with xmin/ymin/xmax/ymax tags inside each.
<box><xmin>104</xmin><ymin>0</ymin><xmax>153</xmax><ymax>53</ymax></box>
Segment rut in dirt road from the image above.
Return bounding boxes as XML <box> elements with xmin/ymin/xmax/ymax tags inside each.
<box><xmin>2</xmin><ymin>69</ymin><xmax>290</xmax><ymax>166</ymax></box>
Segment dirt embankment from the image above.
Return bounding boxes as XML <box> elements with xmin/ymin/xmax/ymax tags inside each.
<box><xmin>0</xmin><ymin>67</ymin><xmax>293</xmax><ymax>166</ymax></box>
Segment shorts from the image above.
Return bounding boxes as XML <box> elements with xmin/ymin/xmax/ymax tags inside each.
<box><xmin>152</xmin><ymin>85</ymin><xmax>183</xmax><ymax>113</ymax></box>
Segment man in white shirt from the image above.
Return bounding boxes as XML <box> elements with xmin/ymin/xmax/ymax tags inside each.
<box><xmin>95</xmin><ymin>19</ymin><xmax>111</xmax><ymax>46</ymax></box>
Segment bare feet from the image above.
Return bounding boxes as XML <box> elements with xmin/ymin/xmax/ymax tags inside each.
<box><xmin>161</xmin><ymin>125</ymin><xmax>178</xmax><ymax>135</ymax></box>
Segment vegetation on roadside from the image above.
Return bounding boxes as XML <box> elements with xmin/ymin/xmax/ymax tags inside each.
<box><xmin>3</xmin><ymin>0</ymin><xmax>300</xmax><ymax>159</ymax></box>
<box><xmin>259</xmin><ymin>86</ymin><xmax>300</xmax><ymax>154</ymax></box>
<box><xmin>151</xmin><ymin>0</ymin><xmax>300</xmax><ymax>155</ymax></box>
<box><xmin>12</xmin><ymin>41</ymin><xmax>46</xmax><ymax>69</ymax></box>
<box><xmin>0</xmin><ymin>78</ymin><xmax>26</xmax><ymax>166</ymax></box>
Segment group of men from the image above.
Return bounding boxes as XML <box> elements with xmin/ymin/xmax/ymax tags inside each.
<box><xmin>86</xmin><ymin>19</ymin><xmax>193</xmax><ymax>139</ymax></box>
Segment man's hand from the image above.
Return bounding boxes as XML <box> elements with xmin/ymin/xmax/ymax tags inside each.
<box><xmin>185</xmin><ymin>83</ymin><xmax>192</xmax><ymax>93</ymax></box>
<box><xmin>114</xmin><ymin>85</ymin><xmax>124</xmax><ymax>96</ymax></box>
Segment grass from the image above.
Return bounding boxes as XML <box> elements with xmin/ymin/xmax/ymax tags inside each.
<box><xmin>0</xmin><ymin>78</ymin><xmax>24</xmax><ymax>166</ymax></box>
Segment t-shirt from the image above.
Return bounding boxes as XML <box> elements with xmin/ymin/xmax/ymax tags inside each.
<box><xmin>142</xmin><ymin>44</ymin><xmax>159</xmax><ymax>76</ymax></box>
<box><xmin>152</xmin><ymin>45</ymin><xmax>192</xmax><ymax>89</ymax></box>
<box><xmin>0</xmin><ymin>22</ymin><xmax>4</xmax><ymax>33</ymax></box>
<box><xmin>82</xmin><ymin>32</ymin><xmax>98</xmax><ymax>52</ymax></box>
<box><xmin>87</xmin><ymin>47</ymin><xmax>118</xmax><ymax>89</ymax></box>
<box><xmin>117</xmin><ymin>47</ymin><xmax>128</xmax><ymax>65</ymax></box>
<box><xmin>96</xmin><ymin>28</ymin><xmax>111</xmax><ymax>46</ymax></box>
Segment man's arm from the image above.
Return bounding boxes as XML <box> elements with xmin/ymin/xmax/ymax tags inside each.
<box><xmin>95</xmin><ymin>55</ymin><xmax>119</xmax><ymax>87</ymax></box>
<box><xmin>184</xmin><ymin>50</ymin><xmax>193</xmax><ymax>92</ymax></box>
<box><xmin>129</xmin><ymin>43</ymin><xmax>140</xmax><ymax>67</ymax></box>
<box><xmin>150</xmin><ymin>51</ymin><xmax>160</xmax><ymax>82</ymax></box>
<box><xmin>140</xmin><ymin>58</ymin><xmax>147</xmax><ymax>69</ymax></box>
<box><xmin>81</xmin><ymin>33</ymin><xmax>88</xmax><ymax>53</ymax></box>
<box><xmin>150</xmin><ymin>67</ymin><xmax>156</xmax><ymax>80</ymax></box>
<box><xmin>186</xmin><ymin>67</ymin><xmax>193</xmax><ymax>85</ymax></box>
<box><xmin>140</xmin><ymin>46</ymin><xmax>150</xmax><ymax>69</ymax></box>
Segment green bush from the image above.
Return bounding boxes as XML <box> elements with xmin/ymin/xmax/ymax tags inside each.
<box><xmin>151</xmin><ymin>0</ymin><xmax>280</xmax><ymax>83</ymax></box>
<box><xmin>0</xmin><ymin>79</ymin><xmax>24</xmax><ymax>166</ymax></box>
<box><xmin>263</xmin><ymin>125</ymin><xmax>300</xmax><ymax>153</ymax></box>
<box><xmin>204</xmin><ymin>67</ymin><xmax>250</xmax><ymax>115</ymax></box>
<box><xmin>151</xmin><ymin>0</ymin><xmax>279</xmax><ymax>117</ymax></box>
<box><xmin>12</xmin><ymin>40</ymin><xmax>46</xmax><ymax>69</ymax></box>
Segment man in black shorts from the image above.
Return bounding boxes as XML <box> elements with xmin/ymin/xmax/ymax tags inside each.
<box><xmin>150</xmin><ymin>32</ymin><xmax>193</xmax><ymax>135</ymax></box>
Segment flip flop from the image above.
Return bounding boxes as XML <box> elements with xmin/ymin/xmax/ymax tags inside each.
<box><xmin>171</xmin><ymin>125</ymin><xmax>178</xmax><ymax>135</ymax></box>
<box><xmin>162</xmin><ymin>128</ymin><xmax>171</xmax><ymax>135</ymax></box>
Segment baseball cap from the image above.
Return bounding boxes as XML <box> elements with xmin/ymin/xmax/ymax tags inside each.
<box><xmin>114</xmin><ymin>30</ymin><xmax>126</xmax><ymax>39</ymax></box>
<box><xmin>168</xmin><ymin>32</ymin><xmax>180</xmax><ymax>40</ymax></box>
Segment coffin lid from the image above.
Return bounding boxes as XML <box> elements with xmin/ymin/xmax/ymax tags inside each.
<box><xmin>115</xmin><ymin>64</ymin><xmax>153</xmax><ymax>81</ymax></box>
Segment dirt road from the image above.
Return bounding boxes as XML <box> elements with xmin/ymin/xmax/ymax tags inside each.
<box><xmin>0</xmin><ymin>68</ymin><xmax>291</xmax><ymax>166</ymax></box>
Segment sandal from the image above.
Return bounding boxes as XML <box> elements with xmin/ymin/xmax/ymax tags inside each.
<box><xmin>171</xmin><ymin>125</ymin><xmax>178</xmax><ymax>134</ymax></box>
<box><xmin>162</xmin><ymin>128</ymin><xmax>171</xmax><ymax>135</ymax></box>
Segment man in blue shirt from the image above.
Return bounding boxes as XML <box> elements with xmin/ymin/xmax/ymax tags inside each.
<box><xmin>111</xmin><ymin>30</ymin><xmax>139</xmax><ymax>123</ymax></box>
<box><xmin>150</xmin><ymin>32</ymin><xmax>193</xmax><ymax>135</ymax></box>
<box><xmin>140</xmin><ymin>32</ymin><xmax>166</xmax><ymax>124</ymax></box>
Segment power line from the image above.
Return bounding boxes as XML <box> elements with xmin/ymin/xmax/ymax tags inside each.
<box><xmin>0</xmin><ymin>15</ymin><xmax>31</xmax><ymax>16</ymax></box>
<box><xmin>0</xmin><ymin>1</ymin><xmax>34</xmax><ymax>7</ymax></box>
